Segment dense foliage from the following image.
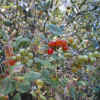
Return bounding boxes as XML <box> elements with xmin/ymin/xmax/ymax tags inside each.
<box><xmin>0</xmin><ymin>0</ymin><xmax>100</xmax><ymax>100</ymax></box>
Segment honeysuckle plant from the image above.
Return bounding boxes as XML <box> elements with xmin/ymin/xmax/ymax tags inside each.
<box><xmin>0</xmin><ymin>0</ymin><xmax>100</xmax><ymax>100</ymax></box>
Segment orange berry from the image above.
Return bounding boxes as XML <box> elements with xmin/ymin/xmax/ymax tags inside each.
<box><xmin>55</xmin><ymin>39</ymin><xmax>63</xmax><ymax>47</ymax></box>
<box><xmin>48</xmin><ymin>41</ymin><xmax>56</xmax><ymax>47</ymax></box>
<box><xmin>68</xmin><ymin>37</ymin><xmax>74</xmax><ymax>43</ymax></box>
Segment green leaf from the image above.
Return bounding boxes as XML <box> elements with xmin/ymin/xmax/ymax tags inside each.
<box><xmin>13</xmin><ymin>93</ymin><xmax>21</xmax><ymax>100</ymax></box>
<box><xmin>16</xmin><ymin>38</ymin><xmax>31</xmax><ymax>48</ymax></box>
<box><xmin>41</xmin><ymin>70</ymin><xmax>50</xmax><ymax>78</ymax></box>
<box><xmin>69</xmin><ymin>87</ymin><xmax>76</xmax><ymax>99</ymax></box>
<box><xmin>13</xmin><ymin>36</ymin><xmax>31</xmax><ymax>49</ymax></box>
<box><xmin>39</xmin><ymin>0</ymin><xmax>50</xmax><ymax>11</ymax></box>
<box><xmin>60</xmin><ymin>77</ymin><xmax>68</xmax><ymax>87</ymax></box>
<box><xmin>46</xmin><ymin>24</ymin><xmax>64</xmax><ymax>35</ymax></box>
<box><xmin>0</xmin><ymin>78</ymin><xmax>16</xmax><ymax>95</ymax></box>
<box><xmin>41</xmin><ymin>70</ymin><xmax>50</xmax><ymax>81</ymax></box>
<box><xmin>26</xmin><ymin>60</ymin><xmax>33</xmax><ymax>67</ymax></box>
<box><xmin>40</xmin><ymin>94</ymin><xmax>47</xmax><ymax>100</ymax></box>
<box><xmin>93</xmin><ymin>87</ymin><xmax>100</xmax><ymax>92</ymax></box>
<box><xmin>86</xmin><ymin>65</ymin><xmax>96</xmax><ymax>71</ymax></box>
<box><xmin>31</xmin><ymin>91</ymin><xmax>37</xmax><ymax>97</ymax></box>
<box><xmin>24</xmin><ymin>71</ymin><xmax>41</xmax><ymax>82</ymax></box>
<box><xmin>34</xmin><ymin>57</ymin><xmax>52</xmax><ymax>68</ymax></box>
<box><xmin>43</xmin><ymin>77</ymin><xmax>59</xmax><ymax>88</ymax></box>
<box><xmin>42</xmin><ymin>60</ymin><xmax>52</xmax><ymax>68</ymax></box>
<box><xmin>4</xmin><ymin>20</ymin><xmax>12</xmax><ymax>26</ymax></box>
<box><xmin>16</xmin><ymin>81</ymin><xmax>31</xmax><ymax>93</ymax></box>
<box><xmin>0</xmin><ymin>29</ymin><xmax>8</xmax><ymax>41</ymax></box>
<box><xmin>78</xmin><ymin>81</ymin><xmax>86</xmax><ymax>86</ymax></box>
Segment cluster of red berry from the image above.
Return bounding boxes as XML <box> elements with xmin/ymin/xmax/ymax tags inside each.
<box><xmin>3</xmin><ymin>59</ymin><xmax>16</xmax><ymax>66</ymax></box>
<box><xmin>48</xmin><ymin>39</ymin><xmax>69</xmax><ymax>55</ymax></box>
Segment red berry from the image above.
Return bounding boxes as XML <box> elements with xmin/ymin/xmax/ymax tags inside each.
<box><xmin>48</xmin><ymin>48</ymin><xmax>54</xmax><ymax>55</ymax></box>
<box><xmin>48</xmin><ymin>41</ymin><xmax>56</xmax><ymax>47</ymax></box>
<box><xmin>55</xmin><ymin>39</ymin><xmax>63</xmax><ymax>47</ymax></box>
<box><xmin>8</xmin><ymin>59</ymin><xmax>16</xmax><ymax>66</ymax></box>
<box><xmin>3</xmin><ymin>59</ymin><xmax>16</xmax><ymax>66</ymax></box>
<box><xmin>62</xmin><ymin>40</ymin><xmax>67</xmax><ymax>47</ymax></box>
<box><xmin>62</xmin><ymin>46</ymin><xmax>69</xmax><ymax>51</ymax></box>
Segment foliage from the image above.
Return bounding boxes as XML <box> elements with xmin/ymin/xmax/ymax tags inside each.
<box><xmin>0</xmin><ymin>0</ymin><xmax>100</xmax><ymax>99</ymax></box>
